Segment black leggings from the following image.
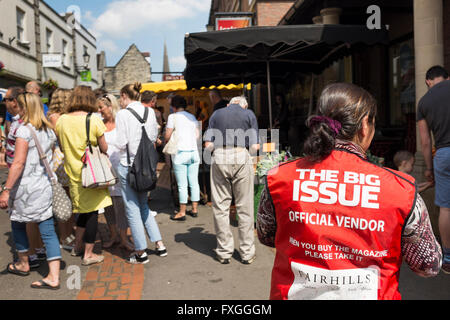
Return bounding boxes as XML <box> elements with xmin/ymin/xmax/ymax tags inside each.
<box><xmin>76</xmin><ymin>211</ymin><xmax>98</xmax><ymax>244</ymax></box>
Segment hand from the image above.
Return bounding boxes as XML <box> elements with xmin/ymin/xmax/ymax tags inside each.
<box><xmin>0</xmin><ymin>191</ymin><xmax>10</xmax><ymax>210</ymax></box>
<box><xmin>419</xmin><ymin>181</ymin><xmax>434</xmax><ymax>188</ymax></box>
<box><xmin>424</xmin><ymin>168</ymin><xmax>434</xmax><ymax>182</ymax></box>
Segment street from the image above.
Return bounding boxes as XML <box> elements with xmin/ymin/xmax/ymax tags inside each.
<box><xmin>0</xmin><ymin>167</ymin><xmax>448</xmax><ymax>300</ymax></box>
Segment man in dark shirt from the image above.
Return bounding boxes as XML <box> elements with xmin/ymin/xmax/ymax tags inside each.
<box><xmin>205</xmin><ymin>96</ymin><xmax>259</xmax><ymax>265</ymax></box>
<box><xmin>416</xmin><ymin>65</ymin><xmax>450</xmax><ymax>273</ymax></box>
<box><xmin>209</xmin><ymin>89</ymin><xmax>228</xmax><ymax>113</ymax></box>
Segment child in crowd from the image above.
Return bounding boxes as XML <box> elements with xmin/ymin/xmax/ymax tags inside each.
<box><xmin>394</xmin><ymin>150</ymin><xmax>434</xmax><ymax>193</ymax></box>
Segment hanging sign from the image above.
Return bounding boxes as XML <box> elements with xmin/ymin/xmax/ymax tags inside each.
<box><xmin>216</xmin><ymin>17</ymin><xmax>252</xmax><ymax>31</ymax></box>
<box><xmin>80</xmin><ymin>70</ymin><xmax>92</xmax><ymax>82</ymax></box>
<box><xmin>42</xmin><ymin>54</ymin><xmax>62</xmax><ymax>68</ymax></box>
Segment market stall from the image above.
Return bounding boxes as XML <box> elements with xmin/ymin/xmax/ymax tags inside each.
<box><xmin>141</xmin><ymin>80</ymin><xmax>251</xmax><ymax>207</ymax></box>
<box><xmin>141</xmin><ymin>80</ymin><xmax>251</xmax><ymax>122</ymax></box>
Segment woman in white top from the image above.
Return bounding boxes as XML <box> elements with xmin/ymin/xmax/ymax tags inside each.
<box><xmin>98</xmin><ymin>94</ymin><xmax>134</xmax><ymax>252</ymax></box>
<box><xmin>165</xmin><ymin>95</ymin><xmax>201</xmax><ymax>221</ymax></box>
<box><xmin>115</xmin><ymin>83</ymin><xmax>167</xmax><ymax>264</ymax></box>
<box><xmin>0</xmin><ymin>93</ymin><xmax>61</xmax><ymax>289</ymax></box>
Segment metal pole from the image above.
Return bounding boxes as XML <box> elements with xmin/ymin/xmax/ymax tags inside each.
<box><xmin>266</xmin><ymin>60</ymin><xmax>273</xmax><ymax>131</ymax></box>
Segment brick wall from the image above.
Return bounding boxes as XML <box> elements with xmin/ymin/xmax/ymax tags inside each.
<box><xmin>444</xmin><ymin>0</ymin><xmax>450</xmax><ymax>72</ymax></box>
<box><xmin>256</xmin><ymin>1</ymin><xmax>294</xmax><ymax>26</ymax></box>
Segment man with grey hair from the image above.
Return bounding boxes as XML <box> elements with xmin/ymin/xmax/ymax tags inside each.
<box><xmin>228</xmin><ymin>96</ymin><xmax>248</xmax><ymax>109</ymax></box>
<box><xmin>204</xmin><ymin>96</ymin><xmax>259</xmax><ymax>265</ymax></box>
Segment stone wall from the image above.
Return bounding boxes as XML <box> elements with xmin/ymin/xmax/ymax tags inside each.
<box><xmin>104</xmin><ymin>44</ymin><xmax>151</xmax><ymax>95</ymax></box>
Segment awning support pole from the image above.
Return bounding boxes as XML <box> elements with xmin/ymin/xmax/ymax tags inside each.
<box><xmin>266</xmin><ymin>60</ymin><xmax>273</xmax><ymax>131</ymax></box>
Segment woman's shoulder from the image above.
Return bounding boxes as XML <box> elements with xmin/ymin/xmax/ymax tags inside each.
<box><xmin>15</xmin><ymin>123</ymin><xmax>31</xmax><ymax>139</ymax></box>
<box><xmin>180</xmin><ymin>111</ymin><xmax>197</xmax><ymax>121</ymax></box>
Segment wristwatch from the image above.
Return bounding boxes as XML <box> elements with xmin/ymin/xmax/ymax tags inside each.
<box><xmin>1</xmin><ymin>186</ymin><xmax>11</xmax><ymax>192</ymax></box>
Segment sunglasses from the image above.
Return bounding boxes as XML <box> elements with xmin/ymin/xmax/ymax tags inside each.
<box><xmin>101</xmin><ymin>94</ymin><xmax>112</xmax><ymax>105</ymax></box>
<box><xmin>3</xmin><ymin>97</ymin><xmax>14</xmax><ymax>102</ymax></box>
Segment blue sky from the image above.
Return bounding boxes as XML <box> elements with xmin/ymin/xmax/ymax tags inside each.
<box><xmin>45</xmin><ymin>0</ymin><xmax>210</xmax><ymax>81</ymax></box>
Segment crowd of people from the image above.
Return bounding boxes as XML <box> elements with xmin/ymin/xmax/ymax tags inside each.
<box><xmin>0</xmin><ymin>78</ymin><xmax>261</xmax><ymax>291</ymax></box>
<box><xmin>0</xmin><ymin>64</ymin><xmax>447</xmax><ymax>298</ymax></box>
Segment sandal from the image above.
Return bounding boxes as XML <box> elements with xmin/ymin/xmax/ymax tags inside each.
<box><xmin>82</xmin><ymin>255</ymin><xmax>104</xmax><ymax>266</ymax></box>
<box><xmin>7</xmin><ymin>263</ymin><xmax>30</xmax><ymax>277</ymax></box>
<box><xmin>30</xmin><ymin>279</ymin><xmax>60</xmax><ymax>290</ymax></box>
<box><xmin>186</xmin><ymin>210</ymin><xmax>198</xmax><ymax>218</ymax></box>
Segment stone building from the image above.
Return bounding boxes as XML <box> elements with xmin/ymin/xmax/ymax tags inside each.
<box><xmin>104</xmin><ymin>44</ymin><xmax>151</xmax><ymax>96</ymax></box>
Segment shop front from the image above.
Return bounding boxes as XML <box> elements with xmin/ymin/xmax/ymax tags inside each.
<box><xmin>185</xmin><ymin>24</ymin><xmax>388</xmax><ymax>158</ymax></box>
<box><xmin>277</xmin><ymin>0</ymin><xmax>415</xmax><ymax>167</ymax></box>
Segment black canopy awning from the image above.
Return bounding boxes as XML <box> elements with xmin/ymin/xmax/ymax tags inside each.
<box><xmin>184</xmin><ymin>24</ymin><xmax>388</xmax><ymax>89</ymax></box>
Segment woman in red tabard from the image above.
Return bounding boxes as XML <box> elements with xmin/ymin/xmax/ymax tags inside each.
<box><xmin>257</xmin><ymin>83</ymin><xmax>442</xmax><ymax>300</ymax></box>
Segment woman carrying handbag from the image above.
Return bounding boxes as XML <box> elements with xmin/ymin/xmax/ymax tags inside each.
<box><xmin>115</xmin><ymin>82</ymin><xmax>167</xmax><ymax>264</ymax></box>
<box><xmin>0</xmin><ymin>93</ymin><xmax>62</xmax><ymax>290</ymax></box>
<box><xmin>164</xmin><ymin>95</ymin><xmax>201</xmax><ymax>221</ymax></box>
<box><xmin>55</xmin><ymin>86</ymin><xmax>112</xmax><ymax>266</ymax></box>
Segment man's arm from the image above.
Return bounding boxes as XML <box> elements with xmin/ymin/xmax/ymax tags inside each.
<box><xmin>248</xmin><ymin>111</ymin><xmax>260</xmax><ymax>155</ymax></box>
<box><xmin>204</xmin><ymin>114</ymin><xmax>216</xmax><ymax>151</ymax></box>
<box><xmin>417</xmin><ymin>119</ymin><xmax>434</xmax><ymax>181</ymax></box>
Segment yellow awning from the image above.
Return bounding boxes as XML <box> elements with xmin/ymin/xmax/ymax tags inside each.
<box><xmin>141</xmin><ymin>80</ymin><xmax>251</xmax><ymax>94</ymax></box>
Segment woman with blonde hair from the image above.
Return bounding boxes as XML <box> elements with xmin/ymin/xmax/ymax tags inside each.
<box><xmin>0</xmin><ymin>93</ymin><xmax>62</xmax><ymax>289</ymax></box>
<box><xmin>48</xmin><ymin>88</ymin><xmax>75</xmax><ymax>250</ymax></box>
<box><xmin>55</xmin><ymin>86</ymin><xmax>112</xmax><ymax>266</ymax></box>
<box><xmin>98</xmin><ymin>93</ymin><xmax>134</xmax><ymax>251</ymax></box>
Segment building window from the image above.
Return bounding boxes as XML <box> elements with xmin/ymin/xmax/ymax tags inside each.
<box><xmin>46</xmin><ymin>28</ymin><xmax>53</xmax><ymax>52</ymax></box>
<box><xmin>62</xmin><ymin>39</ymin><xmax>69</xmax><ymax>66</ymax></box>
<box><xmin>389</xmin><ymin>38</ymin><xmax>415</xmax><ymax>126</ymax></box>
<box><xmin>16</xmin><ymin>8</ymin><xmax>26</xmax><ymax>42</ymax></box>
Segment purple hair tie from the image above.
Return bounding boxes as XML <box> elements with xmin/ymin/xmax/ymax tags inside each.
<box><xmin>309</xmin><ymin>116</ymin><xmax>342</xmax><ymax>136</ymax></box>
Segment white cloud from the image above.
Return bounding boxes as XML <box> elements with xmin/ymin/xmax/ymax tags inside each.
<box><xmin>99</xmin><ymin>39</ymin><xmax>120</xmax><ymax>53</ymax></box>
<box><xmin>170</xmin><ymin>55</ymin><xmax>186</xmax><ymax>71</ymax></box>
<box><xmin>92</xmin><ymin>0</ymin><xmax>210</xmax><ymax>39</ymax></box>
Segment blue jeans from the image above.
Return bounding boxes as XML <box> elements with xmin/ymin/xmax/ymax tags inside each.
<box><xmin>434</xmin><ymin>147</ymin><xmax>450</xmax><ymax>208</ymax></box>
<box><xmin>117</xmin><ymin>164</ymin><xmax>162</xmax><ymax>251</ymax></box>
<box><xmin>11</xmin><ymin>218</ymin><xmax>62</xmax><ymax>261</ymax></box>
<box><xmin>172</xmin><ymin>150</ymin><xmax>200</xmax><ymax>204</ymax></box>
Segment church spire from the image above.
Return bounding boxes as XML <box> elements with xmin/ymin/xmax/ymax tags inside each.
<box><xmin>162</xmin><ymin>40</ymin><xmax>170</xmax><ymax>80</ymax></box>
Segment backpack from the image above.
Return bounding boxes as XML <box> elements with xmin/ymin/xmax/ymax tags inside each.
<box><xmin>126</xmin><ymin>107</ymin><xmax>159</xmax><ymax>192</ymax></box>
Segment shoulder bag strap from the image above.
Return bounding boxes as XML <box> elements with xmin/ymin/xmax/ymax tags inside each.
<box><xmin>86</xmin><ymin>113</ymin><xmax>93</xmax><ymax>153</ymax></box>
<box><xmin>26</xmin><ymin>125</ymin><xmax>56</xmax><ymax>182</ymax></box>
<box><xmin>125</xmin><ymin>107</ymin><xmax>150</xmax><ymax>167</ymax></box>
<box><xmin>127</xmin><ymin>107</ymin><xmax>148</xmax><ymax>125</ymax></box>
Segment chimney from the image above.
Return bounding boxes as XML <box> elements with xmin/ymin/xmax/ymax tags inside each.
<box><xmin>320</xmin><ymin>7</ymin><xmax>342</xmax><ymax>24</ymax></box>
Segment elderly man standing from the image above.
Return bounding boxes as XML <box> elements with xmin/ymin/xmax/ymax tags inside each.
<box><xmin>205</xmin><ymin>96</ymin><xmax>259</xmax><ymax>265</ymax></box>
<box><xmin>417</xmin><ymin>65</ymin><xmax>450</xmax><ymax>274</ymax></box>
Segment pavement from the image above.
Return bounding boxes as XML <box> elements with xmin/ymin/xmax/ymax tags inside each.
<box><xmin>0</xmin><ymin>165</ymin><xmax>449</xmax><ymax>300</ymax></box>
